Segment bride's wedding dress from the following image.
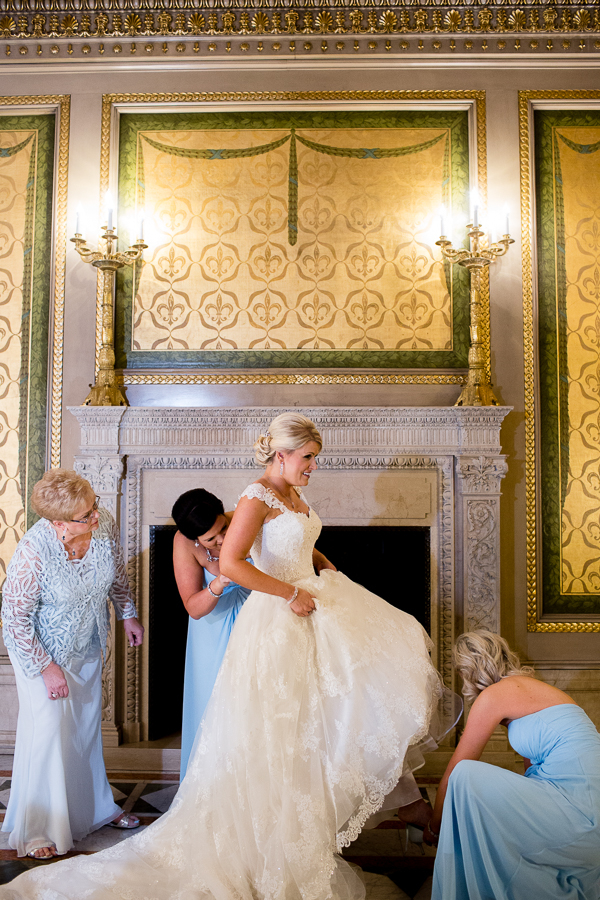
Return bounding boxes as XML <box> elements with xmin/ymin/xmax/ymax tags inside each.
<box><xmin>2</xmin><ymin>484</ymin><xmax>458</xmax><ymax>900</ymax></box>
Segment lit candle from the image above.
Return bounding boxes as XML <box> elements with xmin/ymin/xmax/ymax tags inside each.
<box><xmin>139</xmin><ymin>217</ymin><xmax>144</xmax><ymax>241</ymax></box>
<box><xmin>471</xmin><ymin>189</ymin><xmax>480</xmax><ymax>229</ymax></box>
<box><xmin>105</xmin><ymin>191</ymin><xmax>114</xmax><ymax>231</ymax></box>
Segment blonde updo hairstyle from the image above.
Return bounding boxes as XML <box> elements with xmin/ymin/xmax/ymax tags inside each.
<box><xmin>454</xmin><ymin>630</ymin><xmax>534</xmax><ymax>702</ymax></box>
<box><xmin>254</xmin><ymin>413</ymin><xmax>322</xmax><ymax>468</ymax></box>
<box><xmin>31</xmin><ymin>468</ymin><xmax>95</xmax><ymax>523</ymax></box>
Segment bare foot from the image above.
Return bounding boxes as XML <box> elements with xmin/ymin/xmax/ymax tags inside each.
<box><xmin>28</xmin><ymin>846</ymin><xmax>58</xmax><ymax>859</ymax></box>
<box><xmin>397</xmin><ymin>798</ymin><xmax>432</xmax><ymax>828</ymax></box>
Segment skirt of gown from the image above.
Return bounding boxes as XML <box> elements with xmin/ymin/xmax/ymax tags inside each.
<box><xmin>432</xmin><ymin>705</ymin><xmax>600</xmax><ymax>900</ymax></box>
<box><xmin>2</xmin><ymin>650</ymin><xmax>121</xmax><ymax>857</ymax></box>
<box><xmin>1</xmin><ymin>568</ymin><xmax>459</xmax><ymax>900</ymax></box>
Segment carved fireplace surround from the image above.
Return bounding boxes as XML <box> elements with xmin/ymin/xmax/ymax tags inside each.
<box><xmin>68</xmin><ymin>405</ymin><xmax>511</xmax><ymax>753</ymax></box>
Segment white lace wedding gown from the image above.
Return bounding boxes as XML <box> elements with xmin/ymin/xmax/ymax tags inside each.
<box><xmin>2</xmin><ymin>484</ymin><xmax>456</xmax><ymax>900</ymax></box>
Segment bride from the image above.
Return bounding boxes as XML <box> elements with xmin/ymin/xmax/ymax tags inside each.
<box><xmin>1</xmin><ymin>413</ymin><xmax>459</xmax><ymax>900</ymax></box>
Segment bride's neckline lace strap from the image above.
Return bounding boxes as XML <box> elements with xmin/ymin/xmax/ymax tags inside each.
<box><xmin>240</xmin><ymin>483</ymin><xmax>309</xmax><ymax>517</ymax></box>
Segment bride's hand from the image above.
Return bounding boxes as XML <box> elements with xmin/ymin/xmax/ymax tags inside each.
<box><xmin>288</xmin><ymin>587</ymin><xmax>316</xmax><ymax>618</ymax></box>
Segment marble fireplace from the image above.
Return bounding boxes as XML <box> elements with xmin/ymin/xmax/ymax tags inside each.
<box><xmin>65</xmin><ymin>404</ymin><xmax>510</xmax><ymax>758</ymax></box>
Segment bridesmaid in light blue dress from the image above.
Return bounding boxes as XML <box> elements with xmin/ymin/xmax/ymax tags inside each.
<box><xmin>172</xmin><ymin>489</ymin><xmax>251</xmax><ymax>779</ymax></box>
<box><xmin>180</xmin><ymin>573</ymin><xmax>250</xmax><ymax>777</ymax></box>
<box><xmin>427</xmin><ymin>631</ymin><xmax>600</xmax><ymax>900</ymax></box>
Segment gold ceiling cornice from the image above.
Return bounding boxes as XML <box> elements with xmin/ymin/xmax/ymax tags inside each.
<box><xmin>0</xmin><ymin>2</ymin><xmax>599</xmax><ymax>49</ymax></box>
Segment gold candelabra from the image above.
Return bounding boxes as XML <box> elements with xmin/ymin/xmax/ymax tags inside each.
<box><xmin>71</xmin><ymin>225</ymin><xmax>146</xmax><ymax>407</ymax></box>
<box><xmin>436</xmin><ymin>223</ymin><xmax>514</xmax><ymax>408</ymax></box>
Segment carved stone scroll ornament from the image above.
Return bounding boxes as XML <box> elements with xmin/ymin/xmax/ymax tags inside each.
<box><xmin>74</xmin><ymin>455</ymin><xmax>124</xmax><ymax>519</ymax></box>
<box><xmin>466</xmin><ymin>499</ymin><xmax>500</xmax><ymax>633</ymax></box>
<box><xmin>457</xmin><ymin>455</ymin><xmax>508</xmax><ymax>494</ymax></box>
<box><xmin>456</xmin><ymin>455</ymin><xmax>507</xmax><ymax>634</ymax></box>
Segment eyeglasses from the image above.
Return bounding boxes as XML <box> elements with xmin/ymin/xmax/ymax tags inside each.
<box><xmin>71</xmin><ymin>497</ymin><xmax>100</xmax><ymax>524</ymax></box>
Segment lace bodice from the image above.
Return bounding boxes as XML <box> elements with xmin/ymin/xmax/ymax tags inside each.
<box><xmin>240</xmin><ymin>484</ymin><xmax>322</xmax><ymax>583</ymax></box>
<box><xmin>1</xmin><ymin>509</ymin><xmax>136</xmax><ymax>677</ymax></box>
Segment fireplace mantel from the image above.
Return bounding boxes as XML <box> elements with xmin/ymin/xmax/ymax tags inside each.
<box><xmin>68</xmin><ymin>405</ymin><xmax>511</xmax><ymax>749</ymax></box>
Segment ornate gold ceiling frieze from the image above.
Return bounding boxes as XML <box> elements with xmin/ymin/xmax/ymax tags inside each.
<box><xmin>1</xmin><ymin>3</ymin><xmax>599</xmax><ymax>49</ymax></box>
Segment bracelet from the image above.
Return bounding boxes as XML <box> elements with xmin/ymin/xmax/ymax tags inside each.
<box><xmin>287</xmin><ymin>587</ymin><xmax>299</xmax><ymax>605</ymax></box>
<box><xmin>207</xmin><ymin>581</ymin><xmax>223</xmax><ymax>600</ymax></box>
<box><xmin>425</xmin><ymin>822</ymin><xmax>439</xmax><ymax>838</ymax></box>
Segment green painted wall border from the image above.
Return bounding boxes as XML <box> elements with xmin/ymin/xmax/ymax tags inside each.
<box><xmin>535</xmin><ymin>108</ymin><xmax>600</xmax><ymax>617</ymax></box>
<box><xmin>115</xmin><ymin>108</ymin><xmax>470</xmax><ymax>371</ymax></box>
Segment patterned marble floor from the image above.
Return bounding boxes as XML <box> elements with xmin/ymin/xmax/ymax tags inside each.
<box><xmin>0</xmin><ymin>772</ymin><xmax>437</xmax><ymax>899</ymax></box>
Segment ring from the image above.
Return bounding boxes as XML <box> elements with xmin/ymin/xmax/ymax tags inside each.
<box><xmin>51</xmin><ymin>692</ymin><xmax>58</xmax><ymax>698</ymax></box>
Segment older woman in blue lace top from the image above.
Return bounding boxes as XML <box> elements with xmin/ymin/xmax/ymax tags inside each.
<box><xmin>1</xmin><ymin>469</ymin><xmax>144</xmax><ymax>859</ymax></box>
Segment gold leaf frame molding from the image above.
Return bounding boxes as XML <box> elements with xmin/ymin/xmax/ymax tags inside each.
<box><xmin>520</xmin><ymin>90</ymin><xmax>600</xmax><ymax>633</ymax></box>
<box><xmin>99</xmin><ymin>90</ymin><xmax>487</xmax><ymax>386</ymax></box>
<box><xmin>0</xmin><ymin>95</ymin><xmax>69</xmax><ymax>471</ymax></box>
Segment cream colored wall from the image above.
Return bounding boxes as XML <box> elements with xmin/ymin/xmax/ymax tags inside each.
<box><xmin>1</xmin><ymin>58</ymin><xmax>598</xmax><ymax>727</ymax></box>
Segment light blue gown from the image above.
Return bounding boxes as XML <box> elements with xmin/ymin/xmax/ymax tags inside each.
<box><xmin>432</xmin><ymin>704</ymin><xmax>600</xmax><ymax>900</ymax></box>
<box><xmin>179</xmin><ymin>570</ymin><xmax>250</xmax><ymax>779</ymax></box>
<box><xmin>1</xmin><ymin>509</ymin><xmax>136</xmax><ymax>855</ymax></box>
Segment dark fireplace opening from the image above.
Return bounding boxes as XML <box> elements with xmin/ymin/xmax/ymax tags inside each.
<box><xmin>148</xmin><ymin>524</ymin><xmax>430</xmax><ymax>741</ymax></box>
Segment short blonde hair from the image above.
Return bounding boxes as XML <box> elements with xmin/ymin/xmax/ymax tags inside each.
<box><xmin>31</xmin><ymin>469</ymin><xmax>95</xmax><ymax>522</ymax></box>
<box><xmin>454</xmin><ymin>631</ymin><xmax>534</xmax><ymax>701</ymax></box>
<box><xmin>254</xmin><ymin>413</ymin><xmax>323</xmax><ymax>467</ymax></box>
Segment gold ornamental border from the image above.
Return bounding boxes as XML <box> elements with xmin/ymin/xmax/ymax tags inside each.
<box><xmin>0</xmin><ymin>93</ymin><xmax>70</xmax><ymax>470</ymax></box>
<box><xmin>119</xmin><ymin>369</ymin><xmax>468</xmax><ymax>386</ymax></box>
<box><xmin>0</xmin><ymin>6</ymin><xmax>599</xmax><ymax>42</ymax></box>
<box><xmin>519</xmin><ymin>89</ymin><xmax>600</xmax><ymax>633</ymax></box>
<box><xmin>99</xmin><ymin>89</ymin><xmax>487</xmax><ymax>386</ymax></box>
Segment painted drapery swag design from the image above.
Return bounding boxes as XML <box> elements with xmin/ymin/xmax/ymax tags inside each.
<box><xmin>536</xmin><ymin>111</ymin><xmax>600</xmax><ymax>616</ymax></box>
<box><xmin>116</xmin><ymin>111</ymin><xmax>470</xmax><ymax>370</ymax></box>
<box><xmin>0</xmin><ymin>116</ymin><xmax>54</xmax><ymax>591</ymax></box>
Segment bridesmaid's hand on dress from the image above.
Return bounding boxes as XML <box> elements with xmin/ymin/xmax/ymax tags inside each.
<box><xmin>288</xmin><ymin>587</ymin><xmax>317</xmax><ymax>618</ymax></box>
<box><xmin>41</xmin><ymin>661</ymin><xmax>69</xmax><ymax>700</ymax></box>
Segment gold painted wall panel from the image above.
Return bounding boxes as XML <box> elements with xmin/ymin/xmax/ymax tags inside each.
<box><xmin>558</xmin><ymin>126</ymin><xmax>600</xmax><ymax>595</ymax></box>
<box><xmin>0</xmin><ymin>131</ymin><xmax>36</xmax><ymax>579</ymax></box>
<box><xmin>134</xmin><ymin>126</ymin><xmax>453</xmax><ymax>353</ymax></box>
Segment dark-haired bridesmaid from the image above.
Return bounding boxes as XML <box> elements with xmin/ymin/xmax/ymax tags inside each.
<box><xmin>171</xmin><ymin>489</ymin><xmax>251</xmax><ymax>779</ymax></box>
